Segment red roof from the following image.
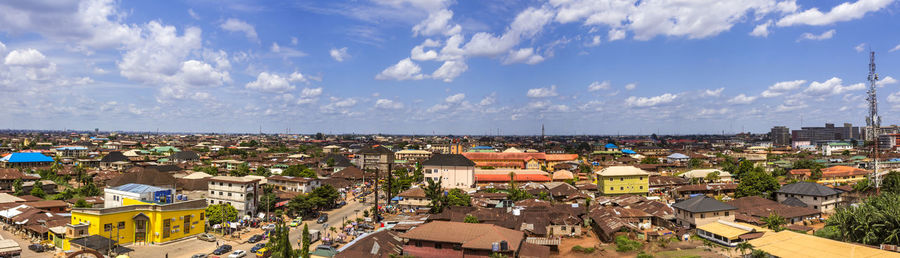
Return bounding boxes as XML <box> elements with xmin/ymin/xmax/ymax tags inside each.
<box><xmin>463</xmin><ymin>152</ymin><xmax>546</xmax><ymax>161</ymax></box>
<box><xmin>789</xmin><ymin>165</ymin><xmax>870</xmax><ymax>177</ymax></box>
<box><xmin>475</xmin><ymin>174</ymin><xmax>551</xmax><ymax>182</ymax></box>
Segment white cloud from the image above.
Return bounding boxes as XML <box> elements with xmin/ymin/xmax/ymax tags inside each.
<box><xmin>527</xmin><ymin>85</ymin><xmax>559</xmax><ymax>98</ymax></box>
<box><xmin>431</xmin><ymin>60</ymin><xmax>468</xmax><ymax>82</ymax></box>
<box><xmin>888</xmin><ymin>91</ymin><xmax>900</xmax><ymax>103</ymax></box>
<box><xmin>179</xmin><ymin>60</ymin><xmax>231</xmax><ymax>87</ymax></box>
<box><xmin>503</xmin><ymin>48</ymin><xmax>545</xmax><ymax>65</ymax></box>
<box><xmin>588</xmin><ymin>81</ymin><xmax>611</xmax><ymax>92</ymax></box>
<box><xmin>855</xmin><ymin>43</ymin><xmax>866</xmax><ymax>52</ymax></box>
<box><xmin>479</xmin><ymin>94</ymin><xmax>496</xmax><ymax>106</ymax></box>
<box><xmin>330</xmin><ymin>47</ymin><xmax>349</xmax><ymax>62</ymax></box>
<box><xmin>0</xmin><ymin>0</ymin><xmax>141</xmax><ymax>50</ymax></box>
<box><xmin>426</xmin><ymin>103</ymin><xmax>450</xmax><ymax>113</ymax></box>
<box><xmin>586</xmin><ymin>35</ymin><xmax>602</xmax><ymax>46</ymax></box>
<box><xmin>878</xmin><ymin>76</ymin><xmax>898</xmax><ymax>87</ymax></box>
<box><xmin>299</xmin><ymin>87</ymin><xmax>322</xmax><ymax>98</ymax></box>
<box><xmin>728</xmin><ymin>94</ymin><xmax>757</xmax><ymax>104</ymax></box>
<box><xmin>625</xmin><ymin>83</ymin><xmax>637</xmax><ymax>90</ymax></box>
<box><xmin>410</xmin><ymin>39</ymin><xmax>440</xmax><ymax>61</ymax></box>
<box><xmin>246</xmin><ymin>72</ymin><xmax>295</xmax><ymax>93</ymax></box>
<box><xmin>291</xmin><ymin>37</ymin><xmax>298</xmax><ymax>45</ymax></box>
<box><xmin>703</xmin><ymin>88</ymin><xmax>725</xmax><ymax>97</ymax></box>
<box><xmin>462</xmin><ymin>7</ymin><xmax>554</xmax><ymax>57</ymax></box>
<box><xmin>118</xmin><ymin>21</ymin><xmax>202</xmax><ymax>83</ymax></box>
<box><xmin>750</xmin><ymin>20</ymin><xmax>773</xmax><ymax>37</ymax></box>
<box><xmin>579</xmin><ymin>100</ymin><xmax>604</xmax><ymax>111</ymax></box>
<box><xmin>271</xmin><ymin>42</ymin><xmax>280</xmax><ymax>52</ymax></box>
<box><xmin>375</xmin><ymin>99</ymin><xmax>404</xmax><ymax>109</ymax></box>
<box><xmin>761</xmin><ymin>79</ymin><xmax>806</xmax><ymax>97</ymax></box>
<box><xmin>289</xmin><ymin>71</ymin><xmax>308</xmax><ymax>83</ymax></box>
<box><xmin>376</xmin><ymin>58</ymin><xmax>424</xmax><ymax>81</ymax></box>
<box><xmin>4</xmin><ymin>49</ymin><xmax>48</xmax><ymax>67</ymax></box>
<box><xmin>445</xmin><ymin>93</ymin><xmax>465</xmax><ymax>103</ymax></box>
<box><xmin>625</xmin><ymin>93</ymin><xmax>677</xmax><ymax>107</ymax></box>
<box><xmin>412</xmin><ymin>9</ymin><xmax>460</xmax><ymax>36</ymax></box>
<box><xmin>188</xmin><ymin>9</ymin><xmax>200</xmax><ymax>20</ymax></box>
<box><xmin>798</xmin><ymin>29</ymin><xmax>836</xmax><ymax>41</ymax></box>
<box><xmin>698</xmin><ymin>108</ymin><xmax>730</xmax><ymax>116</ymax></box>
<box><xmin>891</xmin><ymin>44</ymin><xmax>900</xmax><ymax>52</ymax></box>
<box><xmin>776</xmin><ymin>0</ymin><xmax>893</xmax><ymax>27</ymax></box>
<box><xmin>608</xmin><ymin>29</ymin><xmax>625</xmax><ymax>41</ymax></box>
<box><xmin>803</xmin><ymin>77</ymin><xmax>865</xmax><ymax>96</ymax></box>
<box><xmin>220</xmin><ymin>18</ymin><xmax>259</xmax><ymax>43</ymax></box>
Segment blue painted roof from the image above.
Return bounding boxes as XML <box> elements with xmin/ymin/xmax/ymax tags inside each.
<box><xmin>111</xmin><ymin>183</ymin><xmax>169</xmax><ymax>194</ymax></box>
<box><xmin>621</xmin><ymin>149</ymin><xmax>636</xmax><ymax>154</ymax></box>
<box><xmin>0</xmin><ymin>153</ymin><xmax>54</xmax><ymax>163</ymax></box>
<box><xmin>605</xmin><ymin>143</ymin><xmax>618</xmax><ymax>149</ymax></box>
<box><xmin>471</xmin><ymin>146</ymin><xmax>493</xmax><ymax>150</ymax></box>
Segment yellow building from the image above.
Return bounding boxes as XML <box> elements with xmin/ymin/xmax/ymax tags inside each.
<box><xmin>595</xmin><ymin>166</ymin><xmax>650</xmax><ymax>195</ymax></box>
<box><xmin>63</xmin><ymin>199</ymin><xmax>207</xmax><ymax>250</ymax></box>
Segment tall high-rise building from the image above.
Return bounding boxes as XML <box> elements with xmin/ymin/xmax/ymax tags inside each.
<box><xmin>791</xmin><ymin>123</ymin><xmax>860</xmax><ymax>145</ymax></box>
<box><xmin>770</xmin><ymin>126</ymin><xmax>791</xmax><ymax>146</ymax></box>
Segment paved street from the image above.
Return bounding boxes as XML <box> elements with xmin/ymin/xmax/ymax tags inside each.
<box><xmin>0</xmin><ymin>228</ymin><xmax>44</xmax><ymax>258</ymax></box>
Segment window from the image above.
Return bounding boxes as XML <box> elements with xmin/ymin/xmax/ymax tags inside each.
<box><xmin>228</xmin><ymin>193</ymin><xmax>232</xmax><ymax>197</ymax></box>
<box><xmin>725</xmin><ymin>212</ymin><xmax>729</xmax><ymax>216</ymax></box>
<box><xmin>620</xmin><ymin>187</ymin><xmax>624</xmax><ymax>190</ymax></box>
<box><xmin>435</xmin><ymin>243</ymin><xmax>442</xmax><ymax>249</ymax></box>
<box><xmin>200</xmin><ymin>212</ymin><xmax>205</xmax><ymax>220</ymax></box>
<box><xmin>700</xmin><ymin>214</ymin><xmax>705</xmax><ymax>219</ymax></box>
<box><xmin>561</xmin><ymin>226</ymin><xmax>566</xmax><ymax>230</ymax></box>
<box><xmin>609</xmin><ymin>187</ymin><xmax>613</xmax><ymax>190</ymax></box>
<box><xmin>639</xmin><ymin>186</ymin><xmax>643</xmax><ymax>189</ymax></box>
<box><xmin>415</xmin><ymin>241</ymin><xmax>422</xmax><ymax>247</ymax></box>
<box><xmin>814</xmin><ymin>205</ymin><xmax>818</xmax><ymax>209</ymax></box>
<box><xmin>117</xmin><ymin>222</ymin><xmax>125</xmax><ymax>230</ymax></box>
<box><xmin>640</xmin><ymin>177</ymin><xmax>643</xmax><ymax>180</ymax></box>
<box><xmin>104</xmin><ymin>223</ymin><xmax>112</xmax><ymax>232</ymax></box>
<box><xmin>228</xmin><ymin>183</ymin><xmax>232</xmax><ymax>187</ymax></box>
<box><xmin>620</xmin><ymin>177</ymin><xmax>624</xmax><ymax>181</ymax></box>
<box><xmin>210</xmin><ymin>191</ymin><xmax>214</xmax><ymax>195</ymax></box>
<box><xmin>609</xmin><ymin>178</ymin><xmax>613</xmax><ymax>182</ymax></box>
<box><xmin>163</xmin><ymin>219</ymin><xmax>171</xmax><ymax>238</ymax></box>
<box><xmin>813</xmin><ymin>197</ymin><xmax>817</xmax><ymax>201</ymax></box>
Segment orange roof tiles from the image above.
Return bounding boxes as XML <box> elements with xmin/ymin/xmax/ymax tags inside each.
<box><xmin>474</xmin><ymin>174</ymin><xmax>551</xmax><ymax>182</ymax></box>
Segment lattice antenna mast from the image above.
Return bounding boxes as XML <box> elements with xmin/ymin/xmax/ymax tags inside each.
<box><xmin>866</xmin><ymin>51</ymin><xmax>881</xmax><ymax>188</ymax></box>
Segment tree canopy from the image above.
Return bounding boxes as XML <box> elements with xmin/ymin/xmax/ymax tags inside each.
<box><xmin>827</xmin><ymin>193</ymin><xmax>900</xmax><ymax>246</ymax></box>
<box><xmin>205</xmin><ymin>204</ymin><xmax>238</xmax><ymax>224</ymax></box>
<box><xmin>735</xmin><ymin>168</ymin><xmax>779</xmax><ymax>198</ymax></box>
<box><xmin>283</xmin><ymin>165</ymin><xmax>317</xmax><ymax>178</ymax></box>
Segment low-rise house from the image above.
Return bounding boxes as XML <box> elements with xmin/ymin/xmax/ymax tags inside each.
<box><xmin>728</xmin><ymin>196</ymin><xmax>821</xmax><ymax>225</ymax></box>
<box><xmin>679</xmin><ymin>169</ymin><xmax>732</xmax><ymax>183</ymax></box>
<box><xmin>104</xmin><ymin>183</ymin><xmax>175</xmax><ymax>208</ymax></box>
<box><xmin>399</xmin><ymin>221</ymin><xmax>527</xmax><ymax>258</ymax></box>
<box><xmin>749</xmin><ymin>230</ymin><xmax>900</xmax><ymax>258</ymax></box>
<box><xmin>672</xmin><ymin>183</ymin><xmax>737</xmax><ymax>199</ymax></box>
<box><xmin>99</xmin><ymin>151</ymin><xmax>130</xmax><ymax>170</ymax></box>
<box><xmin>396</xmin><ymin>187</ymin><xmax>430</xmax><ymax>210</ymax></box>
<box><xmin>395</xmin><ymin>149</ymin><xmax>433</xmax><ymax>163</ymax></box>
<box><xmin>207</xmin><ymin>176</ymin><xmax>259</xmax><ymax>216</ymax></box>
<box><xmin>55</xmin><ymin>146</ymin><xmax>89</xmax><ymax>158</ymax></box>
<box><xmin>788</xmin><ymin>165</ymin><xmax>869</xmax><ymax>185</ymax></box>
<box><xmin>672</xmin><ymin>196</ymin><xmax>737</xmax><ymax>228</ymax></box>
<box><xmin>0</xmin><ymin>169</ymin><xmax>39</xmax><ymax>191</ymax></box>
<box><xmin>267</xmin><ymin>175</ymin><xmax>321</xmax><ymax>193</ymax></box>
<box><xmin>775</xmin><ymin>182</ymin><xmax>843</xmax><ymax>214</ymax></box>
<box><xmin>334</xmin><ymin>229</ymin><xmax>403</xmax><ymax>258</ymax></box>
<box><xmin>696</xmin><ymin>220</ymin><xmax>768</xmax><ymax>247</ymax></box>
<box><xmin>0</xmin><ymin>152</ymin><xmax>54</xmax><ymax>168</ymax></box>
<box><xmin>20</xmin><ymin>180</ymin><xmax>58</xmax><ymax>195</ymax></box>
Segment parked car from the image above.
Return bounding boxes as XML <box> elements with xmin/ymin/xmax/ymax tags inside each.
<box><xmin>262</xmin><ymin>224</ymin><xmax>276</xmax><ymax>230</ymax></box>
<box><xmin>191</xmin><ymin>254</ymin><xmax>208</xmax><ymax>258</ymax></box>
<box><xmin>314</xmin><ymin>245</ymin><xmax>337</xmax><ymax>253</ymax></box>
<box><xmin>213</xmin><ymin>245</ymin><xmax>233</xmax><ymax>255</ymax></box>
<box><xmin>254</xmin><ymin>247</ymin><xmax>271</xmax><ymax>258</ymax></box>
<box><xmin>316</xmin><ymin>214</ymin><xmax>328</xmax><ymax>223</ymax></box>
<box><xmin>357</xmin><ymin>223</ymin><xmax>375</xmax><ymax>230</ymax></box>
<box><xmin>27</xmin><ymin>244</ymin><xmax>45</xmax><ymax>252</ymax></box>
<box><xmin>335</xmin><ymin>201</ymin><xmax>346</xmax><ymax>208</ymax></box>
<box><xmin>198</xmin><ymin>233</ymin><xmax>216</xmax><ymax>242</ymax></box>
<box><xmin>250</xmin><ymin>243</ymin><xmax>266</xmax><ymax>253</ymax></box>
<box><xmin>248</xmin><ymin>234</ymin><xmax>264</xmax><ymax>243</ymax></box>
<box><xmin>228</xmin><ymin>250</ymin><xmax>247</xmax><ymax>258</ymax></box>
<box><xmin>289</xmin><ymin>218</ymin><xmax>302</xmax><ymax>227</ymax></box>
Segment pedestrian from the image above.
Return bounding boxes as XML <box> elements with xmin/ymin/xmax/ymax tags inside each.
<box><xmin>216</xmin><ymin>241</ymin><xmax>219</xmax><ymax>247</ymax></box>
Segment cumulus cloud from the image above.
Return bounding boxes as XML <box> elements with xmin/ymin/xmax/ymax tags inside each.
<box><xmin>728</xmin><ymin>94</ymin><xmax>757</xmax><ymax>104</ymax></box>
<box><xmin>750</xmin><ymin>20</ymin><xmax>773</xmax><ymax>37</ymax></box>
<box><xmin>412</xmin><ymin>9</ymin><xmax>460</xmax><ymax>36</ymax></box>
<box><xmin>625</xmin><ymin>93</ymin><xmax>677</xmax><ymax>107</ymax></box>
<box><xmin>855</xmin><ymin>43</ymin><xmax>866</xmax><ymax>52</ymax></box>
<box><xmin>608</xmin><ymin>29</ymin><xmax>625</xmax><ymax>41</ymax></box>
<box><xmin>877</xmin><ymin>76</ymin><xmax>898</xmax><ymax>87</ymax></box>
<box><xmin>798</xmin><ymin>29</ymin><xmax>836</xmax><ymax>41</ymax></box>
<box><xmin>445</xmin><ymin>93</ymin><xmax>465</xmax><ymax>103</ymax></box>
<box><xmin>503</xmin><ymin>48</ymin><xmax>545</xmax><ymax>65</ymax></box>
<box><xmin>803</xmin><ymin>77</ymin><xmax>865</xmax><ymax>96</ymax></box>
<box><xmin>588</xmin><ymin>81</ymin><xmax>611</xmax><ymax>92</ymax></box>
<box><xmin>527</xmin><ymin>85</ymin><xmax>559</xmax><ymax>98</ymax></box>
<box><xmin>220</xmin><ymin>18</ymin><xmax>259</xmax><ymax>43</ymax></box>
<box><xmin>462</xmin><ymin>7</ymin><xmax>554</xmax><ymax>57</ymax></box>
<box><xmin>431</xmin><ymin>60</ymin><xmax>468</xmax><ymax>82</ymax></box>
<box><xmin>703</xmin><ymin>88</ymin><xmax>725</xmax><ymax>97</ymax></box>
<box><xmin>776</xmin><ymin>0</ymin><xmax>893</xmax><ymax>27</ymax></box>
<box><xmin>761</xmin><ymin>80</ymin><xmax>806</xmax><ymax>97</ymax></box>
<box><xmin>4</xmin><ymin>49</ymin><xmax>48</xmax><ymax>67</ymax></box>
<box><xmin>375</xmin><ymin>99</ymin><xmax>404</xmax><ymax>109</ymax></box>
<box><xmin>246</xmin><ymin>72</ymin><xmax>295</xmax><ymax>93</ymax></box>
<box><xmin>625</xmin><ymin>83</ymin><xmax>637</xmax><ymax>90</ymax></box>
<box><xmin>330</xmin><ymin>47</ymin><xmax>349</xmax><ymax>62</ymax></box>
<box><xmin>375</xmin><ymin>58</ymin><xmax>424</xmax><ymax>81</ymax></box>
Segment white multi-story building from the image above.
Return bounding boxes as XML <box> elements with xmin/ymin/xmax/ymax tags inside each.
<box><xmin>207</xmin><ymin>176</ymin><xmax>260</xmax><ymax>216</ymax></box>
<box><xmin>422</xmin><ymin>154</ymin><xmax>475</xmax><ymax>189</ymax></box>
<box><xmin>267</xmin><ymin>175</ymin><xmax>321</xmax><ymax>193</ymax></box>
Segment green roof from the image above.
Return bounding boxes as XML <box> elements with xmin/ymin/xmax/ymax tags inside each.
<box><xmin>851</xmin><ymin>155</ymin><xmax>867</xmax><ymax>160</ymax></box>
<box><xmin>828</xmin><ymin>142</ymin><xmax>851</xmax><ymax>146</ymax></box>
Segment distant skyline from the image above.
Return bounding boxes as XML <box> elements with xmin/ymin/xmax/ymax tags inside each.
<box><xmin>2</xmin><ymin>0</ymin><xmax>900</xmax><ymax>135</ymax></box>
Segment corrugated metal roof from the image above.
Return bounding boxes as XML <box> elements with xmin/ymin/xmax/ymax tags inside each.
<box><xmin>110</xmin><ymin>183</ymin><xmax>169</xmax><ymax>194</ymax></box>
<box><xmin>0</xmin><ymin>153</ymin><xmax>54</xmax><ymax>163</ymax></box>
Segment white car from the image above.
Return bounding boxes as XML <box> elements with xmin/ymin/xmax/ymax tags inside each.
<box><xmin>228</xmin><ymin>250</ymin><xmax>247</xmax><ymax>258</ymax></box>
<box><xmin>262</xmin><ymin>224</ymin><xmax>276</xmax><ymax>230</ymax></box>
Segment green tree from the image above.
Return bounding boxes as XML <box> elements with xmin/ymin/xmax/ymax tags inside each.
<box><xmin>30</xmin><ymin>181</ymin><xmax>45</xmax><ymax>198</ymax></box>
<box><xmin>446</xmin><ymin>189</ymin><xmax>471</xmax><ymax>207</ymax></box>
<box><xmin>506</xmin><ymin>172</ymin><xmax>532</xmax><ymax>202</ymax></box>
<box><xmin>704</xmin><ymin>171</ymin><xmax>720</xmax><ymax>182</ymax></box>
<box><xmin>810</xmin><ymin>167</ymin><xmax>823</xmax><ymax>181</ymax></box>
<box><xmin>424</xmin><ymin>177</ymin><xmax>445</xmax><ymax>213</ymax></box>
<box><xmin>736</xmin><ymin>168</ymin><xmax>780</xmax><ymax>198</ymax></box>
<box><xmin>762</xmin><ymin>212</ymin><xmax>786</xmax><ymax>231</ymax></box>
<box><xmin>826</xmin><ymin>193</ymin><xmax>900</xmax><ymax>245</ymax></box>
<box><xmin>283</xmin><ymin>165</ymin><xmax>317</xmax><ymax>178</ymax></box>
<box><xmin>736</xmin><ymin>242</ymin><xmax>752</xmax><ymax>257</ymax></box>
<box><xmin>205</xmin><ymin>204</ymin><xmax>238</xmax><ymax>225</ymax></box>
<box><xmin>258</xmin><ymin>185</ymin><xmax>278</xmax><ymax>214</ymax></box>
<box><xmin>12</xmin><ymin>179</ymin><xmax>23</xmax><ymax>196</ymax></box>
<box><xmin>464</xmin><ymin>214</ymin><xmax>480</xmax><ymax>223</ymax></box>
<box><xmin>882</xmin><ymin>172</ymin><xmax>900</xmax><ymax>194</ymax></box>
<box><xmin>231</xmin><ymin>163</ymin><xmax>251</xmax><ymax>177</ymax></box>
<box><xmin>254</xmin><ymin>167</ymin><xmax>271</xmax><ymax>177</ymax></box>
<box><xmin>688</xmin><ymin>158</ymin><xmax>703</xmax><ymax>168</ymax></box>
<box><xmin>640</xmin><ymin>157</ymin><xmax>659</xmax><ymax>164</ymax></box>
<box><xmin>852</xmin><ymin>178</ymin><xmax>872</xmax><ymax>193</ymax></box>
<box><xmin>74</xmin><ymin>199</ymin><xmax>92</xmax><ymax>208</ymax></box>
<box><xmin>268</xmin><ymin>221</ymin><xmax>295</xmax><ymax>258</ymax></box>
<box><xmin>300</xmin><ymin>223</ymin><xmax>311</xmax><ymax>258</ymax></box>
<box><xmin>78</xmin><ymin>182</ymin><xmax>102</xmax><ymax>196</ymax></box>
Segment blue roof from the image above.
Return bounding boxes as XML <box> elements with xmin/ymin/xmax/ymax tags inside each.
<box><xmin>605</xmin><ymin>143</ymin><xmax>618</xmax><ymax>149</ymax></box>
<box><xmin>110</xmin><ymin>183</ymin><xmax>169</xmax><ymax>194</ymax></box>
<box><xmin>0</xmin><ymin>153</ymin><xmax>54</xmax><ymax>163</ymax></box>
<box><xmin>621</xmin><ymin>149</ymin><xmax>636</xmax><ymax>154</ymax></box>
<box><xmin>471</xmin><ymin>146</ymin><xmax>493</xmax><ymax>150</ymax></box>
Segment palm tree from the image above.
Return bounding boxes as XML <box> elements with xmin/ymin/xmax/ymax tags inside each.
<box><xmin>736</xmin><ymin>242</ymin><xmax>752</xmax><ymax>257</ymax></box>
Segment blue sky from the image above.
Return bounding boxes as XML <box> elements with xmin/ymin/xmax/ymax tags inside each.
<box><xmin>1</xmin><ymin>0</ymin><xmax>900</xmax><ymax>135</ymax></box>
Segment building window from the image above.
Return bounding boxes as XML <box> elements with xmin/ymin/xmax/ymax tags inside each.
<box><xmin>609</xmin><ymin>178</ymin><xmax>613</xmax><ymax>182</ymax></box>
<box><xmin>435</xmin><ymin>243</ymin><xmax>442</xmax><ymax>249</ymax></box>
<box><xmin>620</xmin><ymin>177</ymin><xmax>624</xmax><ymax>181</ymax></box>
<box><xmin>700</xmin><ymin>214</ymin><xmax>705</xmax><ymax>219</ymax></box>
<box><xmin>163</xmin><ymin>219</ymin><xmax>171</xmax><ymax>238</ymax></box>
<box><xmin>639</xmin><ymin>186</ymin><xmax>643</xmax><ymax>189</ymax></box>
<box><xmin>228</xmin><ymin>193</ymin><xmax>232</xmax><ymax>197</ymax></box>
<box><xmin>725</xmin><ymin>212</ymin><xmax>729</xmax><ymax>216</ymax></box>
<box><xmin>813</xmin><ymin>197</ymin><xmax>817</xmax><ymax>201</ymax></box>
<box><xmin>610</xmin><ymin>187</ymin><xmax>613</xmax><ymax>191</ymax></box>
<box><xmin>117</xmin><ymin>222</ymin><xmax>125</xmax><ymax>230</ymax></box>
<box><xmin>200</xmin><ymin>212</ymin><xmax>205</xmax><ymax>220</ymax></box>
<box><xmin>620</xmin><ymin>187</ymin><xmax>624</xmax><ymax>190</ymax></box>
<box><xmin>640</xmin><ymin>177</ymin><xmax>643</xmax><ymax>180</ymax></box>
<box><xmin>415</xmin><ymin>241</ymin><xmax>422</xmax><ymax>247</ymax></box>
<box><xmin>104</xmin><ymin>223</ymin><xmax>112</xmax><ymax>232</ymax></box>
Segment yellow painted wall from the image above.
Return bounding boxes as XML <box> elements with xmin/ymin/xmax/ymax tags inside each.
<box><xmin>68</xmin><ymin>207</ymin><xmax>206</xmax><ymax>250</ymax></box>
<box><xmin>122</xmin><ymin>198</ymin><xmax>151</xmax><ymax>206</ymax></box>
<box><xmin>597</xmin><ymin>175</ymin><xmax>649</xmax><ymax>195</ymax></box>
